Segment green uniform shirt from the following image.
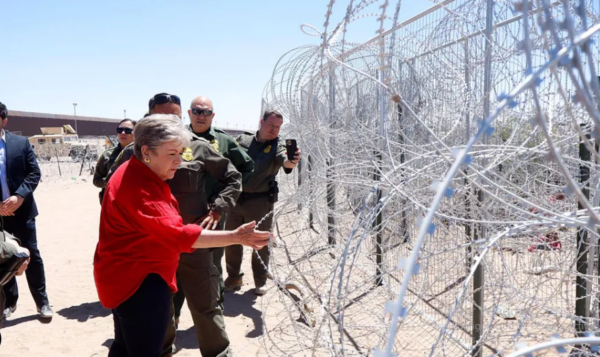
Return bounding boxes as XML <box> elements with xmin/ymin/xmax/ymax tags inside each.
<box><xmin>107</xmin><ymin>137</ymin><xmax>241</xmax><ymax>221</ymax></box>
<box><xmin>106</xmin><ymin>142</ymin><xmax>134</xmax><ymax>182</ymax></box>
<box><xmin>93</xmin><ymin>145</ymin><xmax>124</xmax><ymax>203</ymax></box>
<box><xmin>167</xmin><ymin>134</ymin><xmax>242</xmax><ymax>224</ymax></box>
<box><xmin>193</xmin><ymin>125</ymin><xmax>254</xmax><ymax>203</ymax></box>
<box><xmin>235</xmin><ymin>132</ymin><xmax>292</xmax><ymax>193</ymax></box>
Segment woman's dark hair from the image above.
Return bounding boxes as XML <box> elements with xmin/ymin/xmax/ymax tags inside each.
<box><xmin>262</xmin><ymin>110</ymin><xmax>283</xmax><ymax>122</ymax></box>
<box><xmin>118</xmin><ymin>118</ymin><xmax>136</xmax><ymax>127</ymax></box>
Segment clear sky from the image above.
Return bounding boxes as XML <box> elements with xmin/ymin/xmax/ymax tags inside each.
<box><xmin>0</xmin><ymin>0</ymin><xmax>432</xmax><ymax>132</ymax></box>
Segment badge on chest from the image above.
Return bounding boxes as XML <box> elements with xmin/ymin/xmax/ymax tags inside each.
<box><xmin>182</xmin><ymin>147</ymin><xmax>194</xmax><ymax>162</ymax></box>
<box><xmin>264</xmin><ymin>145</ymin><xmax>271</xmax><ymax>153</ymax></box>
<box><xmin>211</xmin><ymin>140</ymin><xmax>219</xmax><ymax>153</ymax></box>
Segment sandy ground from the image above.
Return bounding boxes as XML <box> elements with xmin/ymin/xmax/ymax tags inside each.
<box><xmin>0</xmin><ymin>165</ymin><xmax>581</xmax><ymax>357</ymax></box>
<box><xmin>0</xmin><ymin>174</ymin><xmax>274</xmax><ymax>357</ymax></box>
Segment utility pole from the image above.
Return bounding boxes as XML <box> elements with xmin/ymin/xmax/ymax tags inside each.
<box><xmin>73</xmin><ymin>103</ymin><xmax>78</xmax><ymax>134</ymax></box>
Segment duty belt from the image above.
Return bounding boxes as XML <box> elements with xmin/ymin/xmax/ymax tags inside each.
<box><xmin>239</xmin><ymin>191</ymin><xmax>269</xmax><ymax>200</ymax></box>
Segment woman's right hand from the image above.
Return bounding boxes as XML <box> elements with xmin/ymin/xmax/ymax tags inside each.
<box><xmin>234</xmin><ymin>221</ymin><xmax>271</xmax><ymax>250</ymax></box>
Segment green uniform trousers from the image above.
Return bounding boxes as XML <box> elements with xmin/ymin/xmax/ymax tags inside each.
<box><xmin>212</xmin><ymin>218</ymin><xmax>226</xmax><ymax>309</ymax></box>
<box><xmin>174</xmin><ymin>219</ymin><xmax>226</xmax><ymax>319</ymax></box>
<box><xmin>225</xmin><ymin>196</ymin><xmax>274</xmax><ymax>288</ymax></box>
<box><xmin>212</xmin><ymin>247</ymin><xmax>225</xmax><ymax>309</ymax></box>
<box><xmin>162</xmin><ymin>249</ymin><xmax>231</xmax><ymax>357</ymax></box>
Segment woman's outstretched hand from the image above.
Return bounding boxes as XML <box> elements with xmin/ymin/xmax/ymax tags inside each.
<box><xmin>234</xmin><ymin>221</ymin><xmax>271</xmax><ymax>250</ymax></box>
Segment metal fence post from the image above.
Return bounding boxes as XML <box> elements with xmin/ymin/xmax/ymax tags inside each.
<box><xmin>79</xmin><ymin>144</ymin><xmax>89</xmax><ymax>176</ymax></box>
<box><xmin>374</xmin><ymin>69</ymin><xmax>386</xmax><ymax>286</ymax></box>
<box><xmin>308</xmin><ymin>155</ymin><xmax>314</xmax><ymax>230</ymax></box>
<box><xmin>396</xmin><ymin>60</ymin><xmax>410</xmax><ymax>245</ymax></box>
<box><xmin>464</xmin><ymin>35</ymin><xmax>474</xmax><ymax>276</ymax></box>
<box><xmin>398</xmin><ymin>101</ymin><xmax>409</xmax><ymax>244</ymax></box>
<box><xmin>298</xmin><ymin>91</ymin><xmax>304</xmax><ymax>212</ymax></box>
<box><xmin>54</xmin><ymin>146</ymin><xmax>62</xmax><ymax>176</ymax></box>
<box><xmin>472</xmin><ymin>1</ymin><xmax>494</xmax><ymax>355</ymax></box>
<box><xmin>576</xmin><ymin>126</ymin><xmax>592</xmax><ymax>338</ymax></box>
<box><xmin>297</xmin><ymin>157</ymin><xmax>303</xmax><ymax>211</ymax></box>
<box><xmin>327</xmin><ymin>71</ymin><xmax>336</xmax><ymax>245</ymax></box>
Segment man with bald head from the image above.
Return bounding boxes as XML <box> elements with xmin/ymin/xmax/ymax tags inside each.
<box><xmin>186</xmin><ymin>96</ymin><xmax>253</xmax><ymax>272</ymax></box>
<box><xmin>172</xmin><ymin>95</ymin><xmax>254</xmax><ymax>315</ymax></box>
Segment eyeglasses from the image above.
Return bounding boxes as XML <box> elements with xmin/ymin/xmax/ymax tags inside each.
<box><xmin>191</xmin><ymin>108</ymin><xmax>213</xmax><ymax>117</ymax></box>
<box><xmin>149</xmin><ymin>93</ymin><xmax>181</xmax><ymax>109</ymax></box>
<box><xmin>117</xmin><ymin>127</ymin><xmax>133</xmax><ymax>134</ymax></box>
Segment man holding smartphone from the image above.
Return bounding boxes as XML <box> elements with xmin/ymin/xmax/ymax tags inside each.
<box><xmin>224</xmin><ymin>110</ymin><xmax>301</xmax><ymax>296</ymax></box>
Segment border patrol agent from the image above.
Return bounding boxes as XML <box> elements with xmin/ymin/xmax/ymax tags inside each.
<box><xmin>224</xmin><ymin>110</ymin><xmax>301</xmax><ymax>295</ymax></box>
<box><xmin>163</xmin><ymin>131</ymin><xmax>241</xmax><ymax>357</ymax></box>
<box><xmin>172</xmin><ymin>96</ymin><xmax>254</xmax><ymax>324</ymax></box>
<box><xmin>93</xmin><ymin>119</ymin><xmax>135</xmax><ymax>204</ymax></box>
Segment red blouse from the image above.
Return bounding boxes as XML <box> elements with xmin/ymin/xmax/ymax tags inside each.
<box><xmin>93</xmin><ymin>156</ymin><xmax>202</xmax><ymax>309</ymax></box>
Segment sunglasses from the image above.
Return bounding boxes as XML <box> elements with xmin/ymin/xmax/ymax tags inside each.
<box><xmin>149</xmin><ymin>93</ymin><xmax>181</xmax><ymax>109</ymax></box>
<box><xmin>117</xmin><ymin>127</ymin><xmax>133</xmax><ymax>134</ymax></box>
<box><xmin>191</xmin><ymin>108</ymin><xmax>213</xmax><ymax>116</ymax></box>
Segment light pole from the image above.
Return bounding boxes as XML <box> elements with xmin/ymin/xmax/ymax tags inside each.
<box><xmin>124</xmin><ymin>109</ymin><xmax>126</xmax><ymax>119</ymax></box>
<box><xmin>73</xmin><ymin>103</ymin><xmax>78</xmax><ymax>134</ymax></box>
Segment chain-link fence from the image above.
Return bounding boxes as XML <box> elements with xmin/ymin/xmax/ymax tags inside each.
<box><xmin>260</xmin><ymin>1</ymin><xmax>600</xmax><ymax>356</ymax></box>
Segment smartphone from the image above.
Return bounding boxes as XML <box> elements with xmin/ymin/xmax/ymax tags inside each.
<box><xmin>285</xmin><ymin>139</ymin><xmax>297</xmax><ymax>161</ymax></box>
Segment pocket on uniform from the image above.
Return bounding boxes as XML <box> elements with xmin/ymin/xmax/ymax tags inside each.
<box><xmin>170</xmin><ymin>161</ymin><xmax>204</xmax><ymax>193</ymax></box>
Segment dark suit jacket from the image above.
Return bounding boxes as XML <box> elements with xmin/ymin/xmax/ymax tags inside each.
<box><xmin>4</xmin><ymin>132</ymin><xmax>41</xmax><ymax>221</ymax></box>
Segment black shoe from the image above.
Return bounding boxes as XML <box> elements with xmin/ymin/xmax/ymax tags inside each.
<box><xmin>37</xmin><ymin>305</ymin><xmax>53</xmax><ymax>319</ymax></box>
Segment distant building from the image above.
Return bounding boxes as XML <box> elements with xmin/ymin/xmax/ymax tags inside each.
<box><xmin>6</xmin><ymin>110</ymin><xmax>121</xmax><ymax>137</ymax></box>
<box><xmin>7</xmin><ymin>110</ymin><xmax>250</xmax><ymax>140</ymax></box>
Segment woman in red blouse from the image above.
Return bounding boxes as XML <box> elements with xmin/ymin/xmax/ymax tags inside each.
<box><xmin>94</xmin><ymin>114</ymin><xmax>270</xmax><ymax>357</ymax></box>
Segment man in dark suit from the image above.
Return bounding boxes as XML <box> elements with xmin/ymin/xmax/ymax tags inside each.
<box><xmin>0</xmin><ymin>102</ymin><xmax>52</xmax><ymax>319</ymax></box>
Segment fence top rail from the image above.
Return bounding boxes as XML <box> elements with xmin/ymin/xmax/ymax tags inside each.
<box><xmin>337</xmin><ymin>0</ymin><xmax>458</xmax><ymax>61</ymax></box>
<box><xmin>400</xmin><ymin>0</ymin><xmax>562</xmax><ymax>64</ymax></box>
<box><xmin>292</xmin><ymin>0</ymin><xmax>459</xmax><ymax>90</ymax></box>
